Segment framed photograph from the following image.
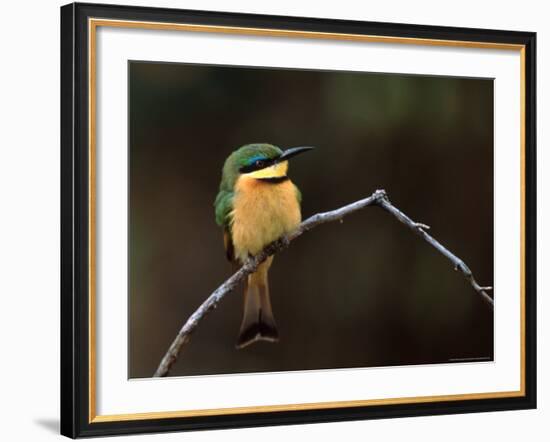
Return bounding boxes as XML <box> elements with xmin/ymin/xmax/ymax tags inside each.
<box><xmin>60</xmin><ymin>2</ymin><xmax>536</xmax><ymax>438</ymax></box>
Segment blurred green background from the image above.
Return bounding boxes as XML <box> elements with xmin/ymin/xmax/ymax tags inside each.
<box><xmin>129</xmin><ymin>61</ymin><xmax>493</xmax><ymax>378</ymax></box>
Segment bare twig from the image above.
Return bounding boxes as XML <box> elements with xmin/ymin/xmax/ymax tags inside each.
<box><xmin>376</xmin><ymin>196</ymin><xmax>494</xmax><ymax>306</ymax></box>
<box><xmin>153</xmin><ymin>189</ymin><xmax>493</xmax><ymax>377</ymax></box>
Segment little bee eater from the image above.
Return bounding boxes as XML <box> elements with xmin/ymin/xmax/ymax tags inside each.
<box><xmin>214</xmin><ymin>143</ymin><xmax>314</xmax><ymax>349</ymax></box>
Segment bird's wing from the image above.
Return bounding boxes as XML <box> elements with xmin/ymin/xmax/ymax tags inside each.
<box><xmin>294</xmin><ymin>184</ymin><xmax>302</xmax><ymax>204</ymax></box>
<box><xmin>214</xmin><ymin>190</ymin><xmax>235</xmax><ymax>262</ymax></box>
<box><xmin>223</xmin><ymin>229</ymin><xmax>235</xmax><ymax>262</ymax></box>
<box><xmin>214</xmin><ymin>189</ymin><xmax>233</xmax><ymax>225</ymax></box>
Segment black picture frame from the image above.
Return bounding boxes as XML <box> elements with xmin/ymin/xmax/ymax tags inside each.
<box><xmin>61</xmin><ymin>2</ymin><xmax>536</xmax><ymax>438</ymax></box>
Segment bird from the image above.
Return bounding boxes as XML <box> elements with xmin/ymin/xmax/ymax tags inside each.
<box><xmin>214</xmin><ymin>143</ymin><xmax>314</xmax><ymax>349</ymax></box>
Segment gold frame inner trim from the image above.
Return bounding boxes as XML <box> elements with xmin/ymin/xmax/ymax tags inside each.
<box><xmin>88</xmin><ymin>18</ymin><xmax>527</xmax><ymax>423</ymax></box>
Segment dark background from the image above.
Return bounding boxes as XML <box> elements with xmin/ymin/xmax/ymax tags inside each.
<box><xmin>129</xmin><ymin>61</ymin><xmax>493</xmax><ymax>379</ymax></box>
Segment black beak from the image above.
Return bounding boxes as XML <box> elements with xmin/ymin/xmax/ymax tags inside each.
<box><xmin>277</xmin><ymin>146</ymin><xmax>315</xmax><ymax>162</ymax></box>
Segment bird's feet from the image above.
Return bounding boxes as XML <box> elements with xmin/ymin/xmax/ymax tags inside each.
<box><xmin>266</xmin><ymin>235</ymin><xmax>290</xmax><ymax>255</ymax></box>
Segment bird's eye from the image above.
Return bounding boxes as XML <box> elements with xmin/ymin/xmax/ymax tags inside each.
<box><xmin>254</xmin><ymin>160</ymin><xmax>265</xmax><ymax>168</ymax></box>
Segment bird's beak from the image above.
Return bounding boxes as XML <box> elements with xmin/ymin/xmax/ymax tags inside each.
<box><xmin>277</xmin><ymin>146</ymin><xmax>315</xmax><ymax>162</ymax></box>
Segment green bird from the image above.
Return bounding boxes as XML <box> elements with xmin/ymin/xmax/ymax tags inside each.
<box><xmin>214</xmin><ymin>143</ymin><xmax>314</xmax><ymax>349</ymax></box>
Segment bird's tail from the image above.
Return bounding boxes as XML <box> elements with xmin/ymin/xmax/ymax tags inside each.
<box><xmin>236</xmin><ymin>257</ymin><xmax>279</xmax><ymax>349</ymax></box>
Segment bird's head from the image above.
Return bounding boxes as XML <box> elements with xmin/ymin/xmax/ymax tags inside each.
<box><xmin>228</xmin><ymin>143</ymin><xmax>314</xmax><ymax>181</ymax></box>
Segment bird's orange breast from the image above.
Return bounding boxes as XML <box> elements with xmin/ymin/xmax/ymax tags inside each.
<box><xmin>230</xmin><ymin>176</ymin><xmax>301</xmax><ymax>262</ymax></box>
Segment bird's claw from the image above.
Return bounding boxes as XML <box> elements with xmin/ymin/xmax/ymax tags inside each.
<box><xmin>275</xmin><ymin>235</ymin><xmax>290</xmax><ymax>250</ymax></box>
<box><xmin>266</xmin><ymin>236</ymin><xmax>290</xmax><ymax>255</ymax></box>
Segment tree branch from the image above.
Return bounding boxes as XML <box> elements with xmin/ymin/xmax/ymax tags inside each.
<box><xmin>153</xmin><ymin>189</ymin><xmax>493</xmax><ymax>377</ymax></box>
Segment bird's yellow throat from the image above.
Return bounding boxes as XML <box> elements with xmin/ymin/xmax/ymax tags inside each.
<box><xmin>244</xmin><ymin>160</ymin><xmax>289</xmax><ymax>179</ymax></box>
